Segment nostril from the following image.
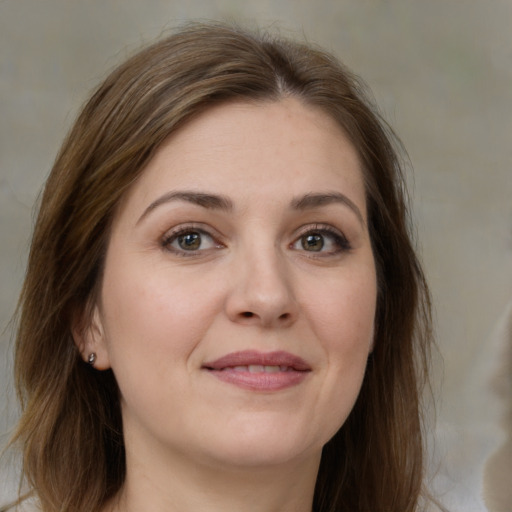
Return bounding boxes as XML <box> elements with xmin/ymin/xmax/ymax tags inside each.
<box><xmin>279</xmin><ymin>313</ymin><xmax>290</xmax><ymax>320</ymax></box>
<box><xmin>242</xmin><ymin>312</ymin><xmax>254</xmax><ymax>318</ymax></box>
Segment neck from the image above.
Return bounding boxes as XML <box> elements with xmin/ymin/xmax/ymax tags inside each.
<box><xmin>107</xmin><ymin>441</ymin><xmax>320</xmax><ymax>512</ymax></box>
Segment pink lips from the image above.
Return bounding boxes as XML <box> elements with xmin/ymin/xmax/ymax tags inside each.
<box><xmin>202</xmin><ymin>350</ymin><xmax>311</xmax><ymax>391</ymax></box>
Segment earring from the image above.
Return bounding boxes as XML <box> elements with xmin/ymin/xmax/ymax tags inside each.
<box><xmin>87</xmin><ymin>352</ymin><xmax>97</xmax><ymax>366</ymax></box>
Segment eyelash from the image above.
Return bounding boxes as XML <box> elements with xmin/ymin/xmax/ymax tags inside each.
<box><xmin>291</xmin><ymin>224</ymin><xmax>352</xmax><ymax>256</ymax></box>
<box><xmin>161</xmin><ymin>224</ymin><xmax>223</xmax><ymax>257</ymax></box>
<box><xmin>161</xmin><ymin>223</ymin><xmax>351</xmax><ymax>257</ymax></box>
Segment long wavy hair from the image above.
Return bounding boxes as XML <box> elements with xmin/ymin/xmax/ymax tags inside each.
<box><xmin>8</xmin><ymin>22</ymin><xmax>437</xmax><ymax>512</ymax></box>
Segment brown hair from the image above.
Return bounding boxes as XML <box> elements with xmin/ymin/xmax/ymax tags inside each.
<box><xmin>9</xmin><ymin>22</ymin><xmax>437</xmax><ymax>511</ymax></box>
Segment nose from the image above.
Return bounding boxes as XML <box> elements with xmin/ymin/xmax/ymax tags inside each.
<box><xmin>224</xmin><ymin>246</ymin><xmax>299</xmax><ymax>329</ymax></box>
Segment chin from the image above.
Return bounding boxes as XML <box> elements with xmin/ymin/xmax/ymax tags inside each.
<box><xmin>196</xmin><ymin>415</ymin><xmax>328</xmax><ymax>470</ymax></box>
<box><xmin>207</xmin><ymin>441</ymin><xmax>316</xmax><ymax>470</ymax></box>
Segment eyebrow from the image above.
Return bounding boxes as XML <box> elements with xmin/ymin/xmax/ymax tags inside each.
<box><xmin>291</xmin><ymin>193</ymin><xmax>365</xmax><ymax>226</ymax></box>
<box><xmin>137</xmin><ymin>191</ymin><xmax>234</xmax><ymax>224</ymax></box>
<box><xmin>137</xmin><ymin>190</ymin><xmax>364</xmax><ymax>226</ymax></box>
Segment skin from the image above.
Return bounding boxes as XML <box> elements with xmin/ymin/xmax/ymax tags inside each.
<box><xmin>77</xmin><ymin>98</ymin><xmax>377</xmax><ymax>512</ymax></box>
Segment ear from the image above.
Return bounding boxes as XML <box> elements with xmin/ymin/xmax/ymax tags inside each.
<box><xmin>72</xmin><ymin>303</ymin><xmax>111</xmax><ymax>370</ymax></box>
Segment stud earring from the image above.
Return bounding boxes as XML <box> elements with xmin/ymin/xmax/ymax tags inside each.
<box><xmin>87</xmin><ymin>352</ymin><xmax>97</xmax><ymax>366</ymax></box>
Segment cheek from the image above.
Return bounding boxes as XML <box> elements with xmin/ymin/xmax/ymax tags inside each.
<box><xmin>98</xmin><ymin>259</ymin><xmax>224</xmax><ymax>373</ymax></box>
<box><xmin>307</xmin><ymin>265</ymin><xmax>377</xmax><ymax>355</ymax></box>
<box><xmin>303</xmin><ymin>264</ymin><xmax>377</xmax><ymax>436</ymax></box>
<box><xmin>97</xmin><ymin>262</ymin><xmax>228</xmax><ymax>429</ymax></box>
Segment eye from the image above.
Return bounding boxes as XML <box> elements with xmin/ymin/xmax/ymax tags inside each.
<box><xmin>291</xmin><ymin>226</ymin><xmax>351</xmax><ymax>255</ymax></box>
<box><xmin>162</xmin><ymin>227</ymin><xmax>221</xmax><ymax>255</ymax></box>
<box><xmin>301</xmin><ymin>233</ymin><xmax>325</xmax><ymax>252</ymax></box>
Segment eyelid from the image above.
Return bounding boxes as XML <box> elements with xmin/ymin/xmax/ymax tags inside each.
<box><xmin>291</xmin><ymin>223</ymin><xmax>351</xmax><ymax>254</ymax></box>
<box><xmin>161</xmin><ymin>223</ymin><xmax>224</xmax><ymax>256</ymax></box>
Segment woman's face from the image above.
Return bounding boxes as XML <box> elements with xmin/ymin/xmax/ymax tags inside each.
<box><xmin>85</xmin><ymin>98</ymin><xmax>377</xmax><ymax>471</ymax></box>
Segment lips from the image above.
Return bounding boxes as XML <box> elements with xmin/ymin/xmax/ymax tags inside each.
<box><xmin>202</xmin><ymin>350</ymin><xmax>311</xmax><ymax>391</ymax></box>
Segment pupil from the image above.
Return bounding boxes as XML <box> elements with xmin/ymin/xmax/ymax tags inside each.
<box><xmin>302</xmin><ymin>233</ymin><xmax>323</xmax><ymax>251</ymax></box>
<box><xmin>178</xmin><ymin>232</ymin><xmax>201</xmax><ymax>250</ymax></box>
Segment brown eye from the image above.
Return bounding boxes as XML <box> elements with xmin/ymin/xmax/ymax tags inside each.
<box><xmin>301</xmin><ymin>233</ymin><xmax>324</xmax><ymax>252</ymax></box>
<box><xmin>177</xmin><ymin>232</ymin><xmax>202</xmax><ymax>250</ymax></box>
<box><xmin>163</xmin><ymin>228</ymin><xmax>220</xmax><ymax>255</ymax></box>
<box><xmin>291</xmin><ymin>226</ymin><xmax>351</xmax><ymax>255</ymax></box>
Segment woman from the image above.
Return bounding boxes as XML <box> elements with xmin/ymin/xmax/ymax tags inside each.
<box><xmin>6</xmin><ymin>22</ymin><xmax>439</xmax><ymax>511</ymax></box>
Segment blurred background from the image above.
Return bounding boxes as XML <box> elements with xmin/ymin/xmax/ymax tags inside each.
<box><xmin>1</xmin><ymin>1</ymin><xmax>511</xmax><ymax>510</ymax></box>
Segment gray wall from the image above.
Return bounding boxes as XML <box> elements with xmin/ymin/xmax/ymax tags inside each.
<box><xmin>1</xmin><ymin>1</ymin><xmax>511</xmax><ymax>510</ymax></box>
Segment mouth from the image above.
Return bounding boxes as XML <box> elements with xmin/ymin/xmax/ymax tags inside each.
<box><xmin>202</xmin><ymin>350</ymin><xmax>311</xmax><ymax>391</ymax></box>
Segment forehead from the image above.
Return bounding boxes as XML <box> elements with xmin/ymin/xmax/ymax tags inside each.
<box><xmin>117</xmin><ymin>98</ymin><xmax>366</xmax><ymax>221</ymax></box>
